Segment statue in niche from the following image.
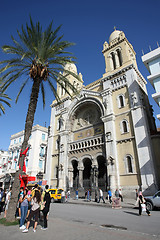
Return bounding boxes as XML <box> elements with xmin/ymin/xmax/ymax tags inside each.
<box><xmin>77</xmin><ymin>117</ymin><xmax>83</xmax><ymax>128</ymax></box>
<box><xmin>131</xmin><ymin>92</ymin><xmax>138</xmax><ymax>106</ymax></box>
<box><xmin>82</xmin><ymin>109</ymin><xmax>97</xmax><ymax>126</ymax></box>
<box><xmin>58</xmin><ymin>115</ymin><xmax>64</xmax><ymax>130</ymax></box>
<box><xmin>103</xmin><ymin>98</ymin><xmax>109</xmax><ymax>114</ymax></box>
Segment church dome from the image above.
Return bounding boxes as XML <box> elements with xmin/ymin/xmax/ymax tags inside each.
<box><xmin>109</xmin><ymin>29</ymin><xmax>122</xmax><ymax>43</ymax></box>
<box><xmin>64</xmin><ymin>62</ymin><xmax>77</xmax><ymax>73</ymax></box>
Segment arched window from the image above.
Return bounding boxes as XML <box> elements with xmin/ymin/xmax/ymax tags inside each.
<box><xmin>111</xmin><ymin>52</ymin><xmax>116</xmax><ymax>70</ymax></box>
<box><xmin>127</xmin><ymin>156</ymin><xmax>133</xmax><ymax>173</ymax></box>
<box><xmin>117</xmin><ymin>49</ymin><xmax>123</xmax><ymax>66</ymax></box>
<box><xmin>119</xmin><ymin>96</ymin><xmax>124</xmax><ymax>107</ymax></box>
<box><xmin>124</xmin><ymin>155</ymin><xmax>134</xmax><ymax>174</ymax></box>
<box><xmin>121</xmin><ymin>120</ymin><xmax>129</xmax><ymax>134</ymax></box>
<box><xmin>117</xmin><ymin>94</ymin><xmax>125</xmax><ymax>108</ymax></box>
<box><xmin>122</xmin><ymin>121</ymin><xmax>127</xmax><ymax>133</ymax></box>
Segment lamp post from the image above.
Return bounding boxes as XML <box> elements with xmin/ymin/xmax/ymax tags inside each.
<box><xmin>36</xmin><ymin>171</ymin><xmax>43</xmax><ymax>182</ymax></box>
<box><xmin>92</xmin><ymin>166</ymin><xmax>98</xmax><ymax>202</ymax></box>
<box><xmin>57</xmin><ymin>135</ymin><xmax>60</xmax><ymax>188</ymax></box>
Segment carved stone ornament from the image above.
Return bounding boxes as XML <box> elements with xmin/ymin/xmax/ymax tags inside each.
<box><xmin>107</xmin><ymin>155</ymin><xmax>114</xmax><ymax>165</ymax></box>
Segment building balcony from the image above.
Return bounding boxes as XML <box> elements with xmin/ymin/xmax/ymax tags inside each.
<box><xmin>69</xmin><ymin>134</ymin><xmax>104</xmax><ymax>153</ymax></box>
<box><xmin>152</xmin><ymin>92</ymin><xmax>160</xmax><ymax>106</ymax></box>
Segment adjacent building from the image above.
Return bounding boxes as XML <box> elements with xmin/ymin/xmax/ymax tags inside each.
<box><xmin>0</xmin><ymin>150</ymin><xmax>10</xmax><ymax>188</ymax></box>
<box><xmin>142</xmin><ymin>46</ymin><xmax>160</xmax><ymax>188</ymax></box>
<box><xmin>46</xmin><ymin>29</ymin><xmax>159</xmax><ymax>197</ymax></box>
<box><xmin>8</xmin><ymin>124</ymin><xmax>48</xmax><ymax>178</ymax></box>
<box><xmin>142</xmin><ymin>47</ymin><xmax>160</xmax><ymax>120</ymax></box>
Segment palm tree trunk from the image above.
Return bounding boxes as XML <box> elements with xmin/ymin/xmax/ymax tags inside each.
<box><xmin>6</xmin><ymin>78</ymin><xmax>41</xmax><ymax>222</ymax></box>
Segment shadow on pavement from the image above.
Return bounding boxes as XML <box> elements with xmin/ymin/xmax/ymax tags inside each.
<box><xmin>123</xmin><ymin>211</ymin><xmax>139</xmax><ymax>216</ymax></box>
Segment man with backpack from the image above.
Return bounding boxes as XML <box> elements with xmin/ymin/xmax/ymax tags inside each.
<box><xmin>41</xmin><ymin>185</ymin><xmax>51</xmax><ymax>230</ymax></box>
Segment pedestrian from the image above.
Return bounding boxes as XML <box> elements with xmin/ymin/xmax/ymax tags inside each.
<box><xmin>135</xmin><ymin>189</ymin><xmax>139</xmax><ymax>206</ymax></box>
<box><xmin>41</xmin><ymin>185</ymin><xmax>51</xmax><ymax>230</ymax></box>
<box><xmin>98</xmin><ymin>188</ymin><xmax>105</xmax><ymax>203</ymax></box>
<box><xmin>75</xmin><ymin>189</ymin><xmax>78</xmax><ymax>200</ymax></box>
<box><xmin>19</xmin><ymin>189</ymin><xmax>31</xmax><ymax>230</ymax></box>
<box><xmin>135</xmin><ymin>189</ymin><xmax>138</xmax><ymax>200</ymax></box>
<box><xmin>108</xmin><ymin>189</ymin><xmax>112</xmax><ymax>203</ymax></box>
<box><xmin>95</xmin><ymin>189</ymin><xmax>98</xmax><ymax>202</ymax></box>
<box><xmin>0</xmin><ymin>189</ymin><xmax>6</xmax><ymax>215</ymax></box>
<box><xmin>138</xmin><ymin>191</ymin><xmax>150</xmax><ymax>216</ymax></box>
<box><xmin>119</xmin><ymin>189</ymin><xmax>123</xmax><ymax>202</ymax></box>
<box><xmin>61</xmin><ymin>190</ymin><xmax>65</xmax><ymax>203</ymax></box>
<box><xmin>26</xmin><ymin>190</ymin><xmax>32</xmax><ymax>220</ymax></box>
<box><xmin>16</xmin><ymin>187</ymin><xmax>24</xmax><ymax>219</ymax></box>
<box><xmin>31</xmin><ymin>184</ymin><xmax>39</xmax><ymax>198</ymax></box>
<box><xmin>87</xmin><ymin>189</ymin><xmax>90</xmax><ymax>201</ymax></box>
<box><xmin>22</xmin><ymin>190</ymin><xmax>41</xmax><ymax>233</ymax></box>
<box><xmin>0</xmin><ymin>188</ymin><xmax>1</xmax><ymax>215</ymax></box>
<box><xmin>89</xmin><ymin>189</ymin><xmax>92</xmax><ymax>201</ymax></box>
<box><xmin>84</xmin><ymin>190</ymin><xmax>87</xmax><ymax>199</ymax></box>
<box><xmin>115</xmin><ymin>189</ymin><xmax>119</xmax><ymax>198</ymax></box>
<box><xmin>4</xmin><ymin>187</ymin><xmax>12</xmax><ymax>218</ymax></box>
<box><xmin>67</xmin><ymin>190</ymin><xmax>70</xmax><ymax>200</ymax></box>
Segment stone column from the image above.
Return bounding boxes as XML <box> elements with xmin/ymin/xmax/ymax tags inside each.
<box><xmin>115</xmin><ymin>52</ymin><xmax>120</xmax><ymax>68</ymax></box>
<box><xmin>78</xmin><ymin>167</ymin><xmax>84</xmax><ymax>188</ymax></box>
<box><xmin>109</xmin><ymin>55</ymin><xmax>114</xmax><ymax>71</ymax></box>
<box><xmin>68</xmin><ymin>167</ymin><xmax>73</xmax><ymax>188</ymax></box>
<box><xmin>101</xmin><ymin>89</ymin><xmax>119</xmax><ymax>191</ymax></box>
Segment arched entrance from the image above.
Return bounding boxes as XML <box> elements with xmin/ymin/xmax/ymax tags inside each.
<box><xmin>83</xmin><ymin>158</ymin><xmax>92</xmax><ymax>188</ymax></box>
<box><xmin>97</xmin><ymin>156</ymin><xmax>107</xmax><ymax>191</ymax></box>
<box><xmin>72</xmin><ymin>160</ymin><xmax>79</xmax><ymax>188</ymax></box>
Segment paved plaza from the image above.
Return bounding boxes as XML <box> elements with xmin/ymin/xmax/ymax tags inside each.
<box><xmin>0</xmin><ymin>198</ymin><xmax>160</xmax><ymax>240</ymax></box>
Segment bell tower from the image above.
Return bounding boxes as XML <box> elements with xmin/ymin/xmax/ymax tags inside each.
<box><xmin>102</xmin><ymin>29</ymin><xmax>137</xmax><ymax>78</ymax></box>
<box><xmin>57</xmin><ymin>63</ymin><xmax>83</xmax><ymax>100</ymax></box>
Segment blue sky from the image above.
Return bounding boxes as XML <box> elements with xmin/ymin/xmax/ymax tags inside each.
<box><xmin>0</xmin><ymin>0</ymin><xmax>160</xmax><ymax>150</ymax></box>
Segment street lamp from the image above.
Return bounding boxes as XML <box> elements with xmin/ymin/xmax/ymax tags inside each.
<box><xmin>92</xmin><ymin>166</ymin><xmax>98</xmax><ymax>202</ymax></box>
<box><xmin>36</xmin><ymin>171</ymin><xmax>43</xmax><ymax>181</ymax></box>
<box><xmin>57</xmin><ymin>135</ymin><xmax>60</xmax><ymax>188</ymax></box>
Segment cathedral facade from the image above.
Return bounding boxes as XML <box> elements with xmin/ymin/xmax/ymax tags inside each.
<box><xmin>45</xmin><ymin>30</ymin><xmax>158</xmax><ymax>196</ymax></box>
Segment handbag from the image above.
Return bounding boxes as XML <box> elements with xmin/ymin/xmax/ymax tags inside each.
<box><xmin>141</xmin><ymin>203</ymin><xmax>146</xmax><ymax>212</ymax></box>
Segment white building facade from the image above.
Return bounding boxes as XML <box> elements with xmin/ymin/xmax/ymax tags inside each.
<box><xmin>8</xmin><ymin>124</ymin><xmax>48</xmax><ymax>178</ymax></box>
<box><xmin>142</xmin><ymin>47</ymin><xmax>160</xmax><ymax>120</ymax></box>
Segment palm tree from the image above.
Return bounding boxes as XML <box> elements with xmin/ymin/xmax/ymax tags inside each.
<box><xmin>0</xmin><ymin>81</ymin><xmax>11</xmax><ymax>115</ymax></box>
<box><xmin>0</xmin><ymin>17</ymin><xmax>81</xmax><ymax>221</ymax></box>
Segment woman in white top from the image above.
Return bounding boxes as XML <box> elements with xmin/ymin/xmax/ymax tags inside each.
<box><xmin>23</xmin><ymin>190</ymin><xmax>41</xmax><ymax>233</ymax></box>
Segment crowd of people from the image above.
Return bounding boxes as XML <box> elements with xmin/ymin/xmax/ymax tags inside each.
<box><xmin>0</xmin><ymin>184</ymin><xmax>52</xmax><ymax>233</ymax></box>
<box><xmin>83</xmin><ymin>188</ymin><xmax>122</xmax><ymax>204</ymax></box>
<box><xmin>18</xmin><ymin>184</ymin><xmax>51</xmax><ymax>233</ymax></box>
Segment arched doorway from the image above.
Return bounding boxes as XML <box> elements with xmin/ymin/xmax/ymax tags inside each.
<box><xmin>72</xmin><ymin>160</ymin><xmax>79</xmax><ymax>188</ymax></box>
<box><xmin>97</xmin><ymin>156</ymin><xmax>107</xmax><ymax>191</ymax></box>
<box><xmin>83</xmin><ymin>158</ymin><xmax>92</xmax><ymax>188</ymax></box>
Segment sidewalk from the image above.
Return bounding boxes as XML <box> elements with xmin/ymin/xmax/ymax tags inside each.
<box><xmin>66</xmin><ymin>197</ymin><xmax>137</xmax><ymax>209</ymax></box>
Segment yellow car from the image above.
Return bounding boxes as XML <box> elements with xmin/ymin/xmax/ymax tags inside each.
<box><xmin>49</xmin><ymin>188</ymin><xmax>64</xmax><ymax>203</ymax></box>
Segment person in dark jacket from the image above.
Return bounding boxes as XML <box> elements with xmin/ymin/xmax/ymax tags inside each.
<box><xmin>41</xmin><ymin>185</ymin><xmax>51</xmax><ymax>230</ymax></box>
<box><xmin>138</xmin><ymin>192</ymin><xmax>151</xmax><ymax>216</ymax></box>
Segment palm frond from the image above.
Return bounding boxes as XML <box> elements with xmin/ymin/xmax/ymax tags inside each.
<box><xmin>0</xmin><ymin>84</ymin><xmax>11</xmax><ymax>115</ymax></box>
<box><xmin>0</xmin><ymin>16</ymin><xmax>81</xmax><ymax>106</ymax></box>
<box><xmin>15</xmin><ymin>78</ymin><xmax>29</xmax><ymax>103</ymax></box>
<box><xmin>47</xmin><ymin>78</ymin><xmax>61</xmax><ymax>102</ymax></box>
